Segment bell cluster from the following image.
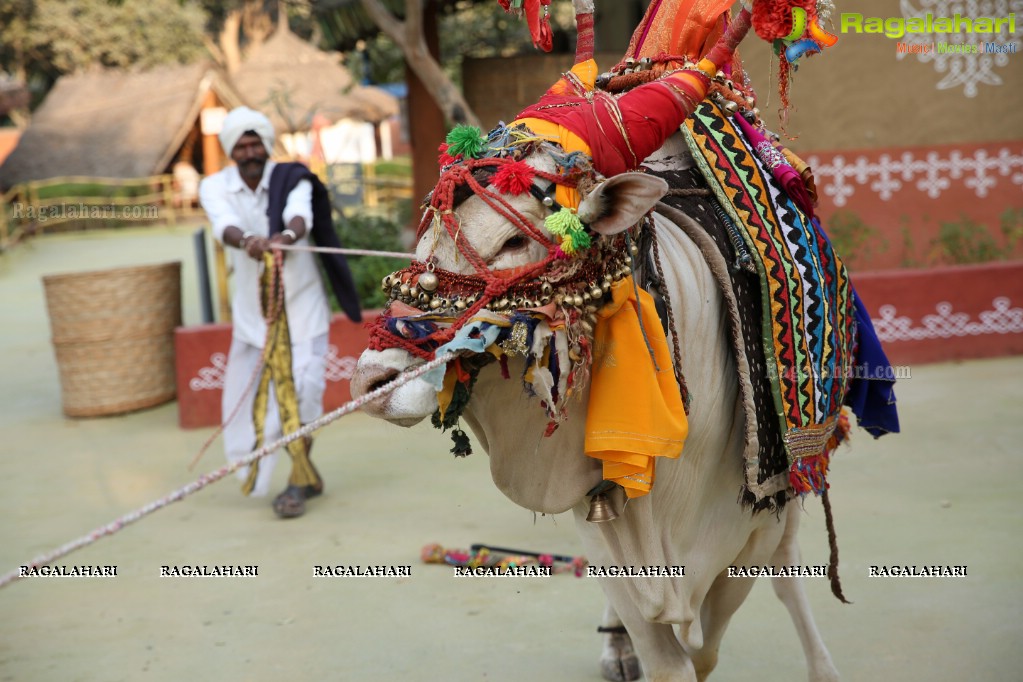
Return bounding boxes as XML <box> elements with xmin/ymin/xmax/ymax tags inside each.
<box><xmin>709</xmin><ymin>75</ymin><xmax>771</xmax><ymax>134</ymax></box>
<box><xmin>380</xmin><ymin>250</ymin><xmax>636</xmax><ymax>318</ymax></box>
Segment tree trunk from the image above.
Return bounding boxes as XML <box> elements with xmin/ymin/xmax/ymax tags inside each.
<box><xmin>242</xmin><ymin>0</ymin><xmax>273</xmax><ymax>48</ymax></box>
<box><xmin>359</xmin><ymin>0</ymin><xmax>480</xmax><ymax>128</ymax></box>
<box><xmin>220</xmin><ymin>9</ymin><xmax>243</xmax><ymax>75</ymax></box>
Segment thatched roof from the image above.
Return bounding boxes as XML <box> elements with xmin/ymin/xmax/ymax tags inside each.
<box><xmin>0</xmin><ymin>62</ymin><xmax>244</xmax><ymax>189</ymax></box>
<box><xmin>0</xmin><ymin>74</ymin><xmax>29</xmax><ymax>117</ymax></box>
<box><xmin>233</xmin><ymin>23</ymin><xmax>398</xmax><ymax>132</ymax></box>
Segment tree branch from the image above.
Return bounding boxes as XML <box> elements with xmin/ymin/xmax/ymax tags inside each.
<box><xmin>358</xmin><ymin>0</ymin><xmax>479</xmax><ymax>128</ymax></box>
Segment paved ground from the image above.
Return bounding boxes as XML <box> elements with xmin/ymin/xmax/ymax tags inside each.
<box><xmin>0</xmin><ymin>226</ymin><xmax>1021</xmax><ymax>681</ymax></box>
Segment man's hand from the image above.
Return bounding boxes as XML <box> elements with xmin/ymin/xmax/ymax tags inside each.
<box><xmin>242</xmin><ymin>234</ymin><xmax>270</xmax><ymax>261</ymax></box>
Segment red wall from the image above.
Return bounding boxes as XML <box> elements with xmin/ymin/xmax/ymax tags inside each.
<box><xmin>808</xmin><ymin>141</ymin><xmax>1023</xmax><ymax>271</ymax></box>
<box><xmin>175</xmin><ymin>263</ymin><xmax>1023</xmax><ymax>428</ymax></box>
<box><xmin>175</xmin><ymin>312</ymin><xmax>379</xmax><ymax>429</ymax></box>
<box><xmin>853</xmin><ymin>261</ymin><xmax>1023</xmax><ymax>366</ymax></box>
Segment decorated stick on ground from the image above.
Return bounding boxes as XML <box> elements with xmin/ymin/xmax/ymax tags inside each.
<box><xmin>421</xmin><ymin>543</ymin><xmax>588</xmax><ymax>576</ymax></box>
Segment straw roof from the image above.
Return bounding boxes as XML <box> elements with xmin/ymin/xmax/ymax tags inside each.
<box><xmin>232</xmin><ymin>23</ymin><xmax>398</xmax><ymax>132</ymax></box>
<box><xmin>0</xmin><ymin>62</ymin><xmax>244</xmax><ymax>189</ymax></box>
<box><xmin>0</xmin><ymin>74</ymin><xmax>29</xmax><ymax>117</ymax></box>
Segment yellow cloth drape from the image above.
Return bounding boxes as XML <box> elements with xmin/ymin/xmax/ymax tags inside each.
<box><xmin>584</xmin><ymin>277</ymin><xmax>688</xmax><ymax>498</ymax></box>
<box><xmin>243</xmin><ymin>253</ymin><xmax>321</xmax><ymax>495</ymax></box>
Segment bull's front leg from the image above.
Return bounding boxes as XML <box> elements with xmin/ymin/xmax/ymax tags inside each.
<box><xmin>599</xmin><ymin>600</ymin><xmax>641</xmax><ymax>682</ymax></box>
<box><xmin>577</xmin><ymin>510</ymin><xmax>698</xmax><ymax>682</ymax></box>
<box><xmin>769</xmin><ymin>503</ymin><xmax>840</xmax><ymax>682</ymax></box>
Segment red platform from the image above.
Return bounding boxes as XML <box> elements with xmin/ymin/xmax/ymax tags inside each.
<box><xmin>174</xmin><ymin>312</ymin><xmax>379</xmax><ymax>429</ymax></box>
<box><xmin>852</xmin><ymin>261</ymin><xmax>1023</xmax><ymax>366</ymax></box>
<box><xmin>176</xmin><ymin>263</ymin><xmax>1023</xmax><ymax>428</ymax></box>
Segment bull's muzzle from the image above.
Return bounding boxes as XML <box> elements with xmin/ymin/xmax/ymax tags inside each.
<box><xmin>350</xmin><ymin>349</ymin><xmax>438</xmax><ymax>426</ymax></box>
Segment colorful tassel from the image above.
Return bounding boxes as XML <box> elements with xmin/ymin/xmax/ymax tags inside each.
<box><xmin>438</xmin><ymin>142</ymin><xmax>458</xmax><ymax>168</ymax></box>
<box><xmin>445</xmin><ymin>125</ymin><xmax>487</xmax><ymax>159</ymax></box>
<box><xmin>492</xmin><ymin>161</ymin><xmax>536</xmax><ymax>195</ymax></box>
<box><xmin>545</xmin><ymin>207</ymin><xmax>590</xmax><ymax>255</ymax></box>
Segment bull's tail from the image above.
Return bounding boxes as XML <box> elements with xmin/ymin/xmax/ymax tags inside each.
<box><xmin>821</xmin><ymin>487</ymin><xmax>851</xmax><ymax>604</ymax></box>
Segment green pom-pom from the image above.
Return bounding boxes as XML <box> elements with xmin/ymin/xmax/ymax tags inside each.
<box><xmin>545</xmin><ymin>208</ymin><xmax>591</xmax><ymax>254</ymax></box>
<box><xmin>445</xmin><ymin>125</ymin><xmax>486</xmax><ymax>159</ymax></box>
<box><xmin>563</xmin><ymin>229</ymin><xmax>591</xmax><ymax>254</ymax></box>
<box><xmin>545</xmin><ymin>207</ymin><xmax>582</xmax><ymax>236</ymax></box>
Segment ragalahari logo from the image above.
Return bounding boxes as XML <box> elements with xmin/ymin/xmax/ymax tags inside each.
<box><xmin>840</xmin><ymin>12</ymin><xmax>1018</xmax><ymax>55</ymax></box>
<box><xmin>776</xmin><ymin>6</ymin><xmax>840</xmax><ymax>63</ymax></box>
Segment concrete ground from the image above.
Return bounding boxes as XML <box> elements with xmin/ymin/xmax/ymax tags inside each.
<box><xmin>0</xmin><ymin>225</ymin><xmax>1020</xmax><ymax>682</ymax></box>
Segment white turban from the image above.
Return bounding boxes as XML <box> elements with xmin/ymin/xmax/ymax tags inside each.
<box><xmin>218</xmin><ymin>106</ymin><xmax>275</xmax><ymax>156</ymax></box>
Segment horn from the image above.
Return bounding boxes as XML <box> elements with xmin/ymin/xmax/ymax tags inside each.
<box><xmin>609</xmin><ymin>5</ymin><xmax>754</xmax><ymax>167</ymax></box>
<box><xmin>586</xmin><ymin>492</ymin><xmax>619</xmax><ymax>523</ymax></box>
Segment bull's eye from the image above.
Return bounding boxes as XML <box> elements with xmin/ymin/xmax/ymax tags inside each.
<box><xmin>501</xmin><ymin>235</ymin><xmax>528</xmax><ymax>251</ymax></box>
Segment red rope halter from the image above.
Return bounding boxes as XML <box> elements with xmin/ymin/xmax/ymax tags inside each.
<box><xmin>369</xmin><ymin>152</ymin><xmax>596</xmax><ymax>359</ymax></box>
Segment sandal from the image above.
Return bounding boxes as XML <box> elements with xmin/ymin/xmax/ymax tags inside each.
<box><xmin>272</xmin><ymin>484</ymin><xmax>318</xmax><ymax>519</ymax></box>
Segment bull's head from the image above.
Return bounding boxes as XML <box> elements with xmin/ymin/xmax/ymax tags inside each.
<box><xmin>352</xmin><ymin>8</ymin><xmax>752</xmax><ymax>445</ymax></box>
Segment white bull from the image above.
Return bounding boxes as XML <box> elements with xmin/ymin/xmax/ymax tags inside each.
<box><xmin>351</xmin><ymin>139</ymin><xmax>842</xmax><ymax>681</ymax></box>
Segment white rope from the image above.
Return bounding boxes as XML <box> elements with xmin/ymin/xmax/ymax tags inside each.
<box><xmin>271</xmin><ymin>243</ymin><xmax>416</xmax><ymax>260</ymax></box>
<box><xmin>0</xmin><ymin>352</ymin><xmax>454</xmax><ymax>589</ymax></box>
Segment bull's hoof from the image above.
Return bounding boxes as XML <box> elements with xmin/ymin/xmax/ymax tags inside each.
<box><xmin>600</xmin><ymin>653</ymin><xmax>641</xmax><ymax>682</ymax></box>
<box><xmin>600</xmin><ymin>629</ymin><xmax>641</xmax><ymax>682</ymax></box>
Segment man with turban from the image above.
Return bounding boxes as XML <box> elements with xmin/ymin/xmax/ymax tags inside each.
<box><xmin>199</xmin><ymin>106</ymin><xmax>361</xmax><ymax>518</ymax></box>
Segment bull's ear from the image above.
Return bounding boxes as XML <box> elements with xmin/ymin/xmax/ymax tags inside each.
<box><xmin>576</xmin><ymin>173</ymin><xmax>669</xmax><ymax>236</ymax></box>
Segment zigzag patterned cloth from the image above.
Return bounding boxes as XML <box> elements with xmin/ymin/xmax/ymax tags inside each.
<box><xmin>682</xmin><ymin>101</ymin><xmax>855</xmax><ymax>497</ymax></box>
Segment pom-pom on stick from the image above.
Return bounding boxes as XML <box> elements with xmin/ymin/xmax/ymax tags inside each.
<box><xmin>420</xmin><ymin>542</ymin><xmax>589</xmax><ymax>576</ymax></box>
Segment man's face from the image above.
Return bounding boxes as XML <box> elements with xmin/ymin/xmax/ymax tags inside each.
<box><xmin>231</xmin><ymin>132</ymin><xmax>268</xmax><ymax>184</ymax></box>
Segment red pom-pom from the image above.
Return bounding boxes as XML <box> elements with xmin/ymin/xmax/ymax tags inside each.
<box><xmin>437</xmin><ymin>142</ymin><xmax>458</xmax><ymax>168</ymax></box>
<box><xmin>752</xmin><ymin>0</ymin><xmax>817</xmax><ymax>41</ymax></box>
<box><xmin>491</xmin><ymin>161</ymin><xmax>536</xmax><ymax>195</ymax></box>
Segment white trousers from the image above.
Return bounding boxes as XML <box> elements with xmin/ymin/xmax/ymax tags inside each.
<box><xmin>221</xmin><ymin>334</ymin><xmax>327</xmax><ymax>496</ymax></box>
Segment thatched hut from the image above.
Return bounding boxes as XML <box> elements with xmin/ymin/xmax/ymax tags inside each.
<box><xmin>232</xmin><ymin>22</ymin><xmax>399</xmax><ymax>163</ymax></box>
<box><xmin>0</xmin><ymin>62</ymin><xmax>244</xmax><ymax>190</ymax></box>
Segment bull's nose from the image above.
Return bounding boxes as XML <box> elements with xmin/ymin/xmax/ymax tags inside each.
<box><xmin>350</xmin><ymin>363</ymin><xmax>399</xmax><ymax>401</ymax></box>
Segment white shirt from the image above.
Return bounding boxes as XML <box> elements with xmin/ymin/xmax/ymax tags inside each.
<box><xmin>199</xmin><ymin>161</ymin><xmax>330</xmax><ymax>347</ymax></box>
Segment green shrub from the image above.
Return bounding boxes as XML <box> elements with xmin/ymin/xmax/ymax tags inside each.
<box><xmin>333</xmin><ymin>210</ymin><xmax>411</xmax><ymax>310</ymax></box>
<box><xmin>823</xmin><ymin>209</ymin><xmax>884</xmax><ymax>268</ymax></box>
<box><xmin>930</xmin><ymin>215</ymin><xmax>1005</xmax><ymax>265</ymax></box>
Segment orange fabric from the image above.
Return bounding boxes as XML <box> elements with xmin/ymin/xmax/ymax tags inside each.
<box><xmin>515</xmin><ymin>63</ymin><xmax>712</xmax><ymax>178</ymax></box>
<box><xmin>627</xmin><ymin>0</ymin><xmax>735</xmax><ymax>60</ymax></box>
<box><xmin>584</xmin><ymin>278</ymin><xmax>687</xmax><ymax>498</ymax></box>
<box><xmin>512</xmin><ymin>116</ymin><xmax>589</xmax><ymax>210</ymax></box>
<box><xmin>513</xmin><ymin>59</ymin><xmax>598</xmax><ymax>210</ymax></box>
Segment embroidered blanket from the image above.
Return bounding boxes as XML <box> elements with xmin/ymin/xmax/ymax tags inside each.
<box><xmin>648</xmin><ymin>101</ymin><xmax>866</xmax><ymax>505</ymax></box>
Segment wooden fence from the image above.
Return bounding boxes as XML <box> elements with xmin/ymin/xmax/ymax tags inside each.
<box><xmin>0</xmin><ymin>165</ymin><xmax>414</xmax><ymax>252</ymax></box>
<box><xmin>0</xmin><ymin>174</ymin><xmax>198</xmax><ymax>251</ymax></box>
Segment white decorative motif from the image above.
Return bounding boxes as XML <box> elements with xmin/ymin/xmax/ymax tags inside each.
<box><xmin>872</xmin><ymin>297</ymin><xmax>1023</xmax><ymax>342</ymax></box>
<box><xmin>806</xmin><ymin>147</ymin><xmax>1023</xmax><ymax>206</ymax></box>
<box><xmin>189</xmin><ymin>352</ymin><xmax>227</xmax><ymax>391</ymax></box>
<box><xmin>897</xmin><ymin>0</ymin><xmax>1023</xmax><ymax>97</ymax></box>
<box><xmin>186</xmin><ymin>347</ymin><xmax>358</xmax><ymax>391</ymax></box>
<box><xmin>325</xmin><ymin>344</ymin><xmax>359</xmax><ymax>382</ymax></box>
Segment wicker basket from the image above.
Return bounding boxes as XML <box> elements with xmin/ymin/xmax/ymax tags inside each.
<box><xmin>42</xmin><ymin>261</ymin><xmax>182</xmax><ymax>417</ymax></box>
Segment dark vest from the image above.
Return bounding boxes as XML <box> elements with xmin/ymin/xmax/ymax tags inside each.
<box><xmin>267</xmin><ymin>162</ymin><xmax>362</xmax><ymax>323</ymax></box>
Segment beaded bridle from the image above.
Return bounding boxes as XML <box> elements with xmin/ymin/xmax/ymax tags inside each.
<box><xmin>367</xmin><ymin>125</ymin><xmax>636</xmax><ymax>364</ymax></box>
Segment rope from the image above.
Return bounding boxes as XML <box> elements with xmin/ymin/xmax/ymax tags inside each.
<box><xmin>271</xmin><ymin>243</ymin><xmax>416</xmax><ymax>260</ymax></box>
<box><xmin>0</xmin><ymin>352</ymin><xmax>454</xmax><ymax>590</ymax></box>
<box><xmin>189</xmin><ymin>252</ymin><xmax>288</xmax><ymax>471</ymax></box>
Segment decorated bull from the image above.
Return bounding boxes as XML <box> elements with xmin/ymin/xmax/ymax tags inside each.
<box><xmin>351</xmin><ymin>1</ymin><xmax>899</xmax><ymax>680</ymax></box>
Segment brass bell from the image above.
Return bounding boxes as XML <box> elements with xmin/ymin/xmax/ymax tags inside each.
<box><xmin>418</xmin><ymin>271</ymin><xmax>439</xmax><ymax>292</ymax></box>
<box><xmin>586</xmin><ymin>493</ymin><xmax>618</xmax><ymax>523</ymax></box>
